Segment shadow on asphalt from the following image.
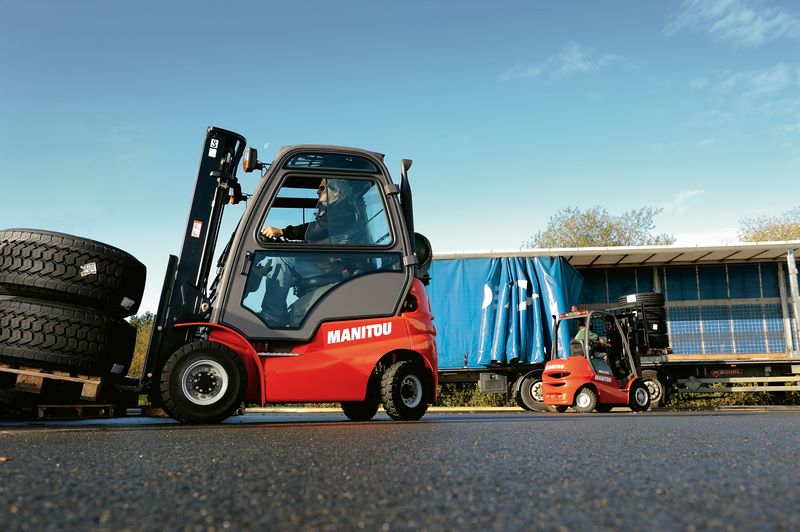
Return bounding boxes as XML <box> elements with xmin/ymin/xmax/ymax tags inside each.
<box><xmin>2</xmin><ymin>407</ymin><xmax>791</xmax><ymax>432</ymax></box>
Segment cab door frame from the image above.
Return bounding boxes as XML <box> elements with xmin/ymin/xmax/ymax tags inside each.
<box><xmin>211</xmin><ymin>145</ymin><xmax>415</xmax><ymax>343</ymax></box>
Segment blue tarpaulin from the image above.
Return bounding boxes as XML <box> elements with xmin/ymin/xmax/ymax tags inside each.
<box><xmin>427</xmin><ymin>256</ymin><xmax>583</xmax><ymax>369</ymax></box>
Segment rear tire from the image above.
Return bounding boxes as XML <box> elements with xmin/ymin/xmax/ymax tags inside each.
<box><xmin>0</xmin><ymin>296</ymin><xmax>135</xmax><ymax>376</ymax></box>
<box><xmin>160</xmin><ymin>341</ymin><xmax>246</xmax><ymax>424</ymax></box>
<box><xmin>573</xmin><ymin>387</ymin><xmax>597</xmax><ymax>413</ymax></box>
<box><xmin>380</xmin><ymin>360</ymin><xmax>429</xmax><ymax>421</ymax></box>
<box><xmin>341</xmin><ymin>400</ymin><xmax>379</xmax><ymax>421</ymax></box>
<box><xmin>0</xmin><ymin>229</ymin><xmax>146</xmax><ymax>317</ymax></box>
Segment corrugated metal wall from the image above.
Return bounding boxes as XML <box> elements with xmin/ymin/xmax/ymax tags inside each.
<box><xmin>577</xmin><ymin>263</ymin><xmax>796</xmax><ymax>355</ymax></box>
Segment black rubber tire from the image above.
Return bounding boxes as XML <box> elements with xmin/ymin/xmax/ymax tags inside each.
<box><xmin>617</xmin><ymin>292</ymin><xmax>665</xmax><ymax>307</ymax></box>
<box><xmin>0</xmin><ymin>229</ymin><xmax>146</xmax><ymax>317</ymax></box>
<box><xmin>554</xmin><ymin>405</ymin><xmax>568</xmax><ymax>413</ymax></box>
<box><xmin>641</xmin><ymin>370</ymin><xmax>665</xmax><ymax>408</ymax></box>
<box><xmin>595</xmin><ymin>404</ymin><xmax>613</xmax><ymax>413</ymax></box>
<box><xmin>573</xmin><ymin>387</ymin><xmax>597</xmax><ymax>413</ymax></box>
<box><xmin>380</xmin><ymin>360</ymin><xmax>429</xmax><ymax>421</ymax></box>
<box><xmin>629</xmin><ymin>380</ymin><xmax>651</xmax><ymax>412</ymax></box>
<box><xmin>159</xmin><ymin>340</ymin><xmax>247</xmax><ymax>424</ymax></box>
<box><xmin>341</xmin><ymin>400</ymin><xmax>379</xmax><ymax>421</ymax></box>
<box><xmin>513</xmin><ymin>372</ymin><xmax>548</xmax><ymax>412</ymax></box>
<box><xmin>0</xmin><ymin>296</ymin><xmax>136</xmax><ymax>376</ymax></box>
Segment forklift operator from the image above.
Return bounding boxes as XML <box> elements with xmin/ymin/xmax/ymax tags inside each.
<box><xmin>260</xmin><ymin>179</ymin><xmax>354</xmax><ymax>243</ymax></box>
<box><xmin>574</xmin><ymin>323</ymin><xmax>598</xmax><ymax>344</ymax></box>
<box><xmin>247</xmin><ymin>178</ymin><xmax>372</xmax><ymax>328</ymax></box>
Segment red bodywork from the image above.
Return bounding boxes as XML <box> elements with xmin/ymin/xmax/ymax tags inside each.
<box><xmin>542</xmin><ymin>355</ymin><xmax>638</xmax><ymax>407</ymax></box>
<box><xmin>176</xmin><ymin>279</ymin><xmax>437</xmax><ymax>406</ymax></box>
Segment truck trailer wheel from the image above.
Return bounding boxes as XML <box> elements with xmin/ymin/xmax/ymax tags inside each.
<box><xmin>573</xmin><ymin>387</ymin><xmax>597</xmax><ymax>413</ymax></box>
<box><xmin>0</xmin><ymin>229</ymin><xmax>146</xmax><ymax>317</ymax></box>
<box><xmin>341</xmin><ymin>400</ymin><xmax>379</xmax><ymax>421</ymax></box>
<box><xmin>641</xmin><ymin>370</ymin><xmax>665</xmax><ymax>408</ymax></box>
<box><xmin>513</xmin><ymin>372</ymin><xmax>548</xmax><ymax>412</ymax></box>
<box><xmin>160</xmin><ymin>340</ymin><xmax>247</xmax><ymax>424</ymax></box>
<box><xmin>0</xmin><ymin>296</ymin><xmax>136</xmax><ymax>376</ymax></box>
<box><xmin>380</xmin><ymin>360</ymin><xmax>428</xmax><ymax>421</ymax></box>
<box><xmin>629</xmin><ymin>380</ymin><xmax>651</xmax><ymax>412</ymax></box>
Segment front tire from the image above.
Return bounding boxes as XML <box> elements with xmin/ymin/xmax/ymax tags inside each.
<box><xmin>380</xmin><ymin>360</ymin><xmax>429</xmax><ymax>421</ymax></box>
<box><xmin>341</xmin><ymin>400</ymin><xmax>379</xmax><ymax>421</ymax></box>
<box><xmin>159</xmin><ymin>340</ymin><xmax>246</xmax><ymax>424</ymax></box>
<box><xmin>573</xmin><ymin>387</ymin><xmax>597</xmax><ymax>413</ymax></box>
<box><xmin>629</xmin><ymin>380</ymin><xmax>651</xmax><ymax>412</ymax></box>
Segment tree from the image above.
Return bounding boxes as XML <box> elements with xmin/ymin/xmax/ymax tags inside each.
<box><xmin>523</xmin><ymin>206</ymin><xmax>675</xmax><ymax>248</ymax></box>
<box><xmin>738</xmin><ymin>207</ymin><xmax>800</xmax><ymax>242</ymax></box>
<box><xmin>127</xmin><ymin>311</ymin><xmax>155</xmax><ymax>377</ymax></box>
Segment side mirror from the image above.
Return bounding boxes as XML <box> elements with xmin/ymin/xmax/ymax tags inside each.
<box><xmin>243</xmin><ymin>147</ymin><xmax>263</xmax><ymax>173</ymax></box>
<box><xmin>414</xmin><ymin>232</ymin><xmax>432</xmax><ymax>269</ymax></box>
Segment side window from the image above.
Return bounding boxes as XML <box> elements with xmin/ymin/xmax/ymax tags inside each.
<box><xmin>242</xmin><ymin>251</ymin><xmax>403</xmax><ymax>329</ymax></box>
<box><xmin>261</xmin><ymin>177</ymin><xmax>392</xmax><ymax>246</ymax></box>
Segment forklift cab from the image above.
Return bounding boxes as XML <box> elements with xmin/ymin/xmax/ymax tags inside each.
<box><xmin>543</xmin><ymin>310</ymin><xmax>649</xmax><ymax>413</ymax></box>
<box><xmin>142</xmin><ymin>128</ymin><xmax>437</xmax><ymax>424</ymax></box>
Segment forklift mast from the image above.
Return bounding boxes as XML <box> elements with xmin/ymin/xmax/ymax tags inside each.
<box><xmin>140</xmin><ymin>127</ymin><xmax>247</xmax><ymax>393</ymax></box>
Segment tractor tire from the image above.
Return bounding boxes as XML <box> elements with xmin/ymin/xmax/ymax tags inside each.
<box><xmin>573</xmin><ymin>387</ymin><xmax>597</xmax><ymax>413</ymax></box>
<box><xmin>380</xmin><ymin>360</ymin><xmax>428</xmax><ymax>421</ymax></box>
<box><xmin>341</xmin><ymin>400</ymin><xmax>379</xmax><ymax>421</ymax></box>
<box><xmin>513</xmin><ymin>372</ymin><xmax>548</xmax><ymax>412</ymax></box>
<box><xmin>159</xmin><ymin>340</ymin><xmax>247</xmax><ymax>424</ymax></box>
<box><xmin>0</xmin><ymin>296</ymin><xmax>136</xmax><ymax>376</ymax></box>
<box><xmin>0</xmin><ymin>229</ymin><xmax>146</xmax><ymax>317</ymax></box>
<box><xmin>629</xmin><ymin>380</ymin><xmax>651</xmax><ymax>412</ymax></box>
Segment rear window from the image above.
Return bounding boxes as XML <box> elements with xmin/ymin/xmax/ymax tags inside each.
<box><xmin>285</xmin><ymin>152</ymin><xmax>378</xmax><ymax>172</ymax></box>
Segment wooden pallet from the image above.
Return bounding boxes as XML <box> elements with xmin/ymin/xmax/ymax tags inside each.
<box><xmin>35</xmin><ymin>404</ymin><xmax>115</xmax><ymax>420</ymax></box>
<box><xmin>0</xmin><ymin>363</ymin><xmax>102</xmax><ymax>401</ymax></box>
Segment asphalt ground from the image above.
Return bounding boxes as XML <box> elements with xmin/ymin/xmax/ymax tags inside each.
<box><xmin>1</xmin><ymin>408</ymin><xmax>799</xmax><ymax>531</ymax></box>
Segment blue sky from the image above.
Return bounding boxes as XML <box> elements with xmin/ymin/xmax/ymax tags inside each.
<box><xmin>2</xmin><ymin>0</ymin><xmax>799</xmax><ymax>313</ymax></box>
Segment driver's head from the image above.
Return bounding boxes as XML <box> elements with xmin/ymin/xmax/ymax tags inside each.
<box><xmin>317</xmin><ymin>179</ymin><xmax>343</xmax><ymax>205</ymax></box>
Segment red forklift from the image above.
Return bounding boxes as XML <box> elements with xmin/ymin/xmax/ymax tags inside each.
<box><xmin>542</xmin><ymin>310</ymin><xmax>650</xmax><ymax>413</ymax></box>
<box><xmin>139</xmin><ymin>127</ymin><xmax>437</xmax><ymax>423</ymax></box>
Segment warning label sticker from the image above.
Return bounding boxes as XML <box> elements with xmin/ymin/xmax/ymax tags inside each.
<box><xmin>191</xmin><ymin>220</ymin><xmax>203</xmax><ymax>238</ymax></box>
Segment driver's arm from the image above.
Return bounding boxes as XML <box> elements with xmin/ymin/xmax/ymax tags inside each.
<box><xmin>261</xmin><ymin>223</ymin><xmax>308</xmax><ymax>241</ymax></box>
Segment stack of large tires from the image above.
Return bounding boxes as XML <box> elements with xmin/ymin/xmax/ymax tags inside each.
<box><xmin>617</xmin><ymin>292</ymin><xmax>669</xmax><ymax>349</ymax></box>
<box><xmin>0</xmin><ymin>229</ymin><xmax>146</xmax><ymax>378</ymax></box>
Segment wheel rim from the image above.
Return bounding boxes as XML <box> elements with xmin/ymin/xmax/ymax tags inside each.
<box><xmin>575</xmin><ymin>391</ymin><xmax>591</xmax><ymax>409</ymax></box>
<box><xmin>530</xmin><ymin>380</ymin><xmax>543</xmax><ymax>402</ymax></box>
<box><xmin>644</xmin><ymin>379</ymin><xmax>662</xmax><ymax>401</ymax></box>
<box><xmin>400</xmin><ymin>374</ymin><xmax>423</xmax><ymax>408</ymax></box>
<box><xmin>181</xmin><ymin>360</ymin><xmax>229</xmax><ymax>406</ymax></box>
<box><xmin>635</xmin><ymin>387</ymin><xmax>649</xmax><ymax>407</ymax></box>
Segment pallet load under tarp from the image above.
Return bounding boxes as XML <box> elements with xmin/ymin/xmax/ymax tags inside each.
<box><xmin>427</xmin><ymin>256</ymin><xmax>583</xmax><ymax>370</ymax></box>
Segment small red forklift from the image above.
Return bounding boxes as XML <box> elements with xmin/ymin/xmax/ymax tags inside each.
<box><xmin>542</xmin><ymin>310</ymin><xmax>650</xmax><ymax>413</ymax></box>
<box><xmin>140</xmin><ymin>127</ymin><xmax>437</xmax><ymax>423</ymax></box>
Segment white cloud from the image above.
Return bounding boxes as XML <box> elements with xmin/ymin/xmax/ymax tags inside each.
<box><xmin>667</xmin><ymin>0</ymin><xmax>800</xmax><ymax>47</ymax></box>
<box><xmin>661</xmin><ymin>189</ymin><xmax>704</xmax><ymax>215</ymax></box>
<box><xmin>671</xmin><ymin>227</ymin><xmax>740</xmax><ymax>246</ymax></box>
<box><xmin>500</xmin><ymin>41</ymin><xmax>622</xmax><ymax>82</ymax></box>
<box><xmin>696</xmin><ymin>138</ymin><xmax>718</xmax><ymax>147</ymax></box>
